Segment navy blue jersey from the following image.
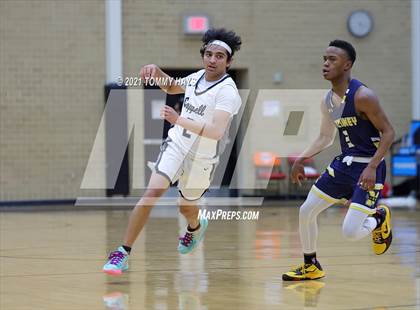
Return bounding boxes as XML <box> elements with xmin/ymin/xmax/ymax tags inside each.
<box><xmin>325</xmin><ymin>79</ymin><xmax>380</xmax><ymax>157</ymax></box>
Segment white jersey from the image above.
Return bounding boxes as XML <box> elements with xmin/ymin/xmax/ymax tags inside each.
<box><xmin>168</xmin><ymin>69</ymin><xmax>242</xmax><ymax>160</ymax></box>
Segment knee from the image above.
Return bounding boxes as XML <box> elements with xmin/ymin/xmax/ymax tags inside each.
<box><xmin>298</xmin><ymin>192</ymin><xmax>330</xmax><ymax>223</ymax></box>
<box><xmin>179</xmin><ymin>204</ymin><xmax>188</xmax><ymax>215</ymax></box>
<box><xmin>178</xmin><ymin>203</ymin><xmax>197</xmax><ymax>216</ymax></box>
<box><xmin>139</xmin><ymin>188</ymin><xmax>165</xmax><ymax>207</ymax></box>
<box><xmin>178</xmin><ymin>194</ymin><xmax>200</xmax><ymax>215</ymax></box>
<box><xmin>299</xmin><ymin>202</ymin><xmax>314</xmax><ymax>224</ymax></box>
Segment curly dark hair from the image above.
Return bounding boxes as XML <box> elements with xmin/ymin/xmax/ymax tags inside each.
<box><xmin>200</xmin><ymin>28</ymin><xmax>242</xmax><ymax>60</ymax></box>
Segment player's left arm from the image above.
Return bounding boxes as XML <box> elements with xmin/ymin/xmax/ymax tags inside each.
<box><xmin>355</xmin><ymin>87</ymin><xmax>395</xmax><ymax>190</ymax></box>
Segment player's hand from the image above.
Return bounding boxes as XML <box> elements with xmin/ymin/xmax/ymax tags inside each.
<box><xmin>291</xmin><ymin>160</ymin><xmax>306</xmax><ymax>186</ymax></box>
<box><xmin>140</xmin><ymin>64</ymin><xmax>160</xmax><ymax>84</ymax></box>
<box><xmin>160</xmin><ymin>105</ymin><xmax>179</xmax><ymax>125</ymax></box>
<box><xmin>358</xmin><ymin>166</ymin><xmax>376</xmax><ymax>191</ymax></box>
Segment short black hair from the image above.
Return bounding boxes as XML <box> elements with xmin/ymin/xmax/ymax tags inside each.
<box><xmin>329</xmin><ymin>39</ymin><xmax>356</xmax><ymax>65</ymax></box>
<box><xmin>200</xmin><ymin>28</ymin><xmax>242</xmax><ymax>60</ymax></box>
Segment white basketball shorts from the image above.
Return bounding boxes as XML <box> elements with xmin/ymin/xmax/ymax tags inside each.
<box><xmin>153</xmin><ymin>138</ymin><xmax>218</xmax><ymax>200</ymax></box>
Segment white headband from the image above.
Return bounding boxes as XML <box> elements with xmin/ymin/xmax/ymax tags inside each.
<box><xmin>208</xmin><ymin>40</ymin><xmax>232</xmax><ymax>55</ymax></box>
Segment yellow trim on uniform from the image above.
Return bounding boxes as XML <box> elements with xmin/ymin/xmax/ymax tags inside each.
<box><xmin>338</xmin><ymin>198</ymin><xmax>348</xmax><ymax>205</ymax></box>
<box><xmin>311</xmin><ymin>186</ymin><xmax>339</xmax><ymax>204</ymax></box>
<box><xmin>326</xmin><ymin>166</ymin><xmax>335</xmax><ymax>177</ymax></box>
<box><xmin>349</xmin><ymin>203</ymin><xmax>376</xmax><ymax>215</ymax></box>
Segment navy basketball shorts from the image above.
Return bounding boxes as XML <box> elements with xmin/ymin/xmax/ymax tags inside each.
<box><xmin>312</xmin><ymin>157</ymin><xmax>386</xmax><ymax>215</ymax></box>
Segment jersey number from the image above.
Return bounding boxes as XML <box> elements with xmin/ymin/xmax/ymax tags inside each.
<box><xmin>342</xmin><ymin>130</ymin><xmax>355</xmax><ymax>148</ymax></box>
<box><xmin>182</xmin><ymin>117</ymin><xmax>194</xmax><ymax>139</ymax></box>
<box><xmin>182</xmin><ymin>128</ymin><xmax>191</xmax><ymax>139</ymax></box>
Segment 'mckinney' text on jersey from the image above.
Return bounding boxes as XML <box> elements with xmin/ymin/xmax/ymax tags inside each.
<box><xmin>324</xmin><ymin>78</ymin><xmax>381</xmax><ymax>157</ymax></box>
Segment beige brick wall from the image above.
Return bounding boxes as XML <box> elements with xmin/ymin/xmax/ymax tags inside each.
<box><xmin>0</xmin><ymin>0</ymin><xmax>412</xmax><ymax>200</ymax></box>
<box><xmin>0</xmin><ymin>1</ymin><xmax>105</xmax><ymax>200</ymax></box>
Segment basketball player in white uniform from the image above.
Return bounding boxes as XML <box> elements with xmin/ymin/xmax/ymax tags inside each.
<box><xmin>103</xmin><ymin>28</ymin><xmax>242</xmax><ymax>275</ymax></box>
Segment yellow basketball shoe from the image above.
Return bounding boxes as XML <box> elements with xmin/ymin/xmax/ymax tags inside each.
<box><xmin>372</xmin><ymin>205</ymin><xmax>393</xmax><ymax>255</ymax></box>
<box><xmin>282</xmin><ymin>262</ymin><xmax>325</xmax><ymax>281</ymax></box>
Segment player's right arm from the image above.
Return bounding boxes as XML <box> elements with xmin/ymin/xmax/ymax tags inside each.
<box><xmin>291</xmin><ymin>100</ymin><xmax>336</xmax><ymax>185</ymax></box>
<box><xmin>140</xmin><ymin>64</ymin><xmax>185</xmax><ymax>94</ymax></box>
<box><xmin>160</xmin><ymin>84</ymin><xmax>239</xmax><ymax>141</ymax></box>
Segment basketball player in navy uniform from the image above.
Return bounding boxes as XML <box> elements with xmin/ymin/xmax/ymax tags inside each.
<box><xmin>283</xmin><ymin>40</ymin><xmax>395</xmax><ymax>281</ymax></box>
<box><xmin>103</xmin><ymin>28</ymin><xmax>242</xmax><ymax>275</ymax></box>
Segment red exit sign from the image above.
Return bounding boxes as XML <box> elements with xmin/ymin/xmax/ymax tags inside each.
<box><xmin>183</xmin><ymin>15</ymin><xmax>210</xmax><ymax>35</ymax></box>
